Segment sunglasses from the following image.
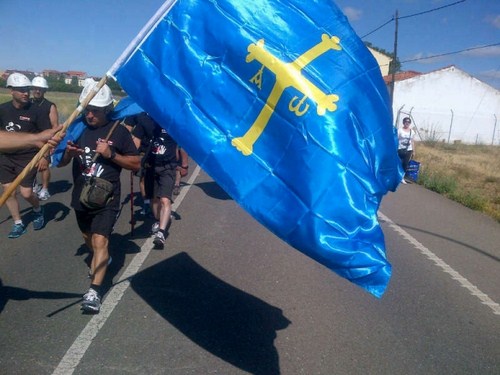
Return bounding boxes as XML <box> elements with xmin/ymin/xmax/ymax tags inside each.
<box><xmin>13</xmin><ymin>87</ymin><xmax>30</xmax><ymax>93</ymax></box>
<box><xmin>84</xmin><ymin>106</ymin><xmax>106</xmax><ymax>114</ymax></box>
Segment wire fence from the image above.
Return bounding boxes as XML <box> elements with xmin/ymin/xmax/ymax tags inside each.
<box><xmin>396</xmin><ymin>107</ymin><xmax>499</xmax><ymax>145</ymax></box>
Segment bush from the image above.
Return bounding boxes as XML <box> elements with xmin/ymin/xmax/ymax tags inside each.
<box><xmin>419</xmin><ymin>170</ymin><xmax>457</xmax><ymax>195</ymax></box>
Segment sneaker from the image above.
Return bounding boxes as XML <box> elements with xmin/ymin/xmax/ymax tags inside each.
<box><xmin>32</xmin><ymin>183</ymin><xmax>42</xmax><ymax>194</ymax></box>
<box><xmin>173</xmin><ymin>185</ymin><xmax>180</xmax><ymax>195</ymax></box>
<box><xmin>81</xmin><ymin>288</ymin><xmax>101</xmax><ymax>313</ymax></box>
<box><xmin>8</xmin><ymin>223</ymin><xmax>27</xmax><ymax>238</ymax></box>
<box><xmin>37</xmin><ymin>189</ymin><xmax>51</xmax><ymax>201</ymax></box>
<box><xmin>401</xmin><ymin>178</ymin><xmax>407</xmax><ymax>185</ymax></box>
<box><xmin>32</xmin><ymin>207</ymin><xmax>45</xmax><ymax>230</ymax></box>
<box><xmin>151</xmin><ymin>221</ymin><xmax>160</xmax><ymax>235</ymax></box>
<box><xmin>153</xmin><ymin>231</ymin><xmax>165</xmax><ymax>249</ymax></box>
<box><xmin>87</xmin><ymin>256</ymin><xmax>113</xmax><ymax>279</ymax></box>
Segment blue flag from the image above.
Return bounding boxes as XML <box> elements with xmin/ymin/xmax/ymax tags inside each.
<box><xmin>52</xmin><ymin>96</ymin><xmax>144</xmax><ymax>167</ymax></box>
<box><xmin>111</xmin><ymin>0</ymin><xmax>403</xmax><ymax>297</ymax></box>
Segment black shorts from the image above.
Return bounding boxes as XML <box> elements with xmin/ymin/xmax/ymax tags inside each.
<box><xmin>0</xmin><ymin>154</ymin><xmax>38</xmax><ymax>187</ymax></box>
<box><xmin>74</xmin><ymin>208</ymin><xmax>119</xmax><ymax>237</ymax></box>
<box><xmin>144</xmin><ymin>164</ymin><xmax>176</xmax><ymax>202</ymax></box>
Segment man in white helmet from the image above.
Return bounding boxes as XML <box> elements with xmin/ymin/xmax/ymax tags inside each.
<box><xmin>58</xmin><ymin>80</ymin><xmax>140</xmax><ymax>314</ymax></box>
<box><xmin>0</xmin><ymin>72</ymin><xmax>51</xmax><ymax>238</ymax></box>
<box><xmin>31</xmin><ymin>76</ymin><xmax>59</xmax><ymax>200</ymax></box>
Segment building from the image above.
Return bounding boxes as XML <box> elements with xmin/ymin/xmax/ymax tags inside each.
<box><xmin>367</xmin><ymin>47</ymin><xmax>392</xmax><ymax>77</ymax></box>
<box><xmin>390</xmin><ymin>66</ymin><xmax>500</xmax><ymax>145</ymax></box>
<box><xmin>63</xmin><ymin>71</ymin><xmax>87</xmax><ymax>86</ymax></box>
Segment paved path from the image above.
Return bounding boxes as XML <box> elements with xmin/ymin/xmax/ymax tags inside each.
<box><xmin>0</xmin><ymin>164</ymin><xmax>498</xmax><ymax>374</ymax></box>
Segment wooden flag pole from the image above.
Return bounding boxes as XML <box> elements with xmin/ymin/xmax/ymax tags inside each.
<box><xmin>0</xmin><ymin>75</ymin><xmax>109</xmax><ymax>207</ymax></box>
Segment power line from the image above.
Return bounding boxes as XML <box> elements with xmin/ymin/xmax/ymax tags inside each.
<box><xmin>361</xmin><ymin>0</ymin><xmax>467</xmax><ymax>39</ymax></box>
<box><xmin>361</xmin><ymin>17</ymin><xmax>394</xmax><ymax>39</ymax></box>
<box><xmin>398</xmin><ymin>0</ymin><xmax>466</xmax><ymax>20</ymax></box>
<box><xmin>401</xmin><ymin>42</ymin><xmax>500</xmax><ymax>64</ymax></box>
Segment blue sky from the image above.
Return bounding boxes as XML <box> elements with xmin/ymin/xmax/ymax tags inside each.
<box><xmin>1</xmin><ymin>0</ymin><xmax>499</xmax><ymax>88</ymax></box>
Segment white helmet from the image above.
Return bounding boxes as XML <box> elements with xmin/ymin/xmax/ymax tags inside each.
<box><xmin>79</xmin><ymin>79</ymin><xmax>113</xmax><ymax>107</ymax></box>
<box><xmin>32</xmin><ymin>76</ymin><xmax>49</xmax><ymax>89</ymax></box>
<box><xmin>6</xmin><ymin>72</ymin><xmax>31</xmax><ymax>88</ymax></box>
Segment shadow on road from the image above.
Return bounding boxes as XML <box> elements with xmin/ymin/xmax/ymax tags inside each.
<box><xmin>194</xmin><ymin>181</ymin><xmax>232</xmax><ymax>200</ymax></box>
<box><xmin>0</xmin><ymin>278</ymin><xmax>81</xmax><ymax>314</ymax></box>
<box><xmin>131</xmin><ymin>252</ymin><xmax>290</xmax><ymax>375</ymax></box>
<box><xmin>49</xmin><ymin>179</ymin><xmax>73</xmax><ymax>195</ymax></box>
<box><xmin>396</xmin><ymin>223</ymin><xmax>500</xmax><ymax>263</ymax></box>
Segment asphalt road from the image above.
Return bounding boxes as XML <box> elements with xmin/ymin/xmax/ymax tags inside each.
<box><xmin>0</xmin><ymin>162</ymin><xmax>498</xmax><ymax>374</ymax></box>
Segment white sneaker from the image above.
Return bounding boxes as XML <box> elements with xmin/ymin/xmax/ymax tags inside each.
<box><xmin>401</xmin><ymin>178</ymin><xmax>407</xmax><ymax>184</ymax></box>
<box><xmin>38</xmin><ymin>189</ymin><xmax>51</xmax><ymax>200</ymax></box>
<box><xmin>153</xmin><ymin>231</ymin><xmax>165</xmax><ymax>249</ymax></box>
<box><xmin>151</xmin><ymin>222</ymin><xmax>160</xmax><ymax>234</ymax></box>
<box><xmin>81</xmin><ymin>288</ymin><xmax>101</xmax><ymax>313</ymax></box>
<box><xmin>32</xmin><ymin>183</ymin><xmax>42</xmax><ymax>194</ymax></box>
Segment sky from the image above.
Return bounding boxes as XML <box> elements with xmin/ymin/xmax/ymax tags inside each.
<box><xmin>1</xmin><ymin>0</ymin><xmax>499</xmax><ymax>88</ymax></box>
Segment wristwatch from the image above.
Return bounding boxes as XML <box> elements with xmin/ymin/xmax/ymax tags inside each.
<box><xmin>109</xmin><ymin>150</ymin><xmax>116</xmax><ymax>160</ymax></box>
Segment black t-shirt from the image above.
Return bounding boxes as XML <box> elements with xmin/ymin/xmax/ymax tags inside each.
<box><xmin>147</xmin><ymin>126</ymin><xmax>178</xmax><ymax>166</ymax></box>
<box><xmin>0</xmin><ymin>100</ymin><xmax>51</xmax><ymax>158</ymax></box>
<box><xmin>70</xmin><ymin>121</ymin><xmax>139</xmax><ymax>211</ymax></box>
<box><xmin>126</xmin><ymin>112</ymin><xmax>178</xmax><ymax>166</ymax></box>
<box><xmin>32</xmin><ymin>98</ymin><xmax>56</xmax><ymax>124</ymax></box>
<box><xmin>126</xmin><ymin>112</ymin><xmax>157</xmax><ymax>153</ymax></box>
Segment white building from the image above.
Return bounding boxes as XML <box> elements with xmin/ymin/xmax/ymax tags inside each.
<box><xmin>368</xmin><ymin>47</ymin><xmax>392</xmax><ymax>77</ymax></box>
<box><xmin>392</xmin><ymin>66</ymin><xmax>500</xmax><ymax>145</ymax></box>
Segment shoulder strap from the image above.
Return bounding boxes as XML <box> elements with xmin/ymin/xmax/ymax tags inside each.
<box><xmin>91</xmin><ymin>120</ymin><xmax>121</xmax><ymax>163</ymax></box>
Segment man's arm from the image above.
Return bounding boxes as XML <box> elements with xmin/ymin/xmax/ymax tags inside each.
<box><xmin>0</xmin><ymin>127</ymin><xmax>63</xmax><ymax>152</ymax></box>
<box><xmin>49</xmin><ymin>104</ymin><xmax>59</xmax><ymax>129</ymax></box>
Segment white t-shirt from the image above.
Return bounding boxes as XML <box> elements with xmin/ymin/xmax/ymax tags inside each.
<box><xmin>398</xmin><ymin>127</ymin><xmax>414</xmax><ymax>151</ymax></box>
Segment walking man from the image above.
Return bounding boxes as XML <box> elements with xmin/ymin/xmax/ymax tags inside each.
<box><xmin>58</xmin><ymin>80</ymin><xmax>140</xmax><ymax>313</ymax></box>
<box><xmin>31</xmin><ymin>76</ymin><xmax>59</xmax><ymax>200</ymax></box>
<box><xmin>0</xmin><ymin>73</ymin><xmax>50</xmax><ymax>238</ymax></box>
<box><xmin>139</xmin><ymin>114</ymin><xmax>187</xmax><ymax>249</ymax></box>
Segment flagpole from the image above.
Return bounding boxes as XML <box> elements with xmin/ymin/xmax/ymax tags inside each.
<box><xmin>0</xmin><ymin>75</ymin><xmax>109</xmax><ymax>207</ymax></box>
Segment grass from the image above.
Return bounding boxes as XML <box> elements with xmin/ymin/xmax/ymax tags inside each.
<box><xmin>0</xmin><ymin>88</ymin><xmax>80</xmax><ymax>122</ymax></box>
<box><xmin>415</xmin><ymin>141</ymin><xmax>500</xmax><ymax>222</ymax></box>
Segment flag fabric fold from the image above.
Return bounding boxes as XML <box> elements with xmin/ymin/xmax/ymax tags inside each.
<box><xmin>111</xmin><ymin>0</ymin><xmax>403</xmax><ymax>297</ymax></box>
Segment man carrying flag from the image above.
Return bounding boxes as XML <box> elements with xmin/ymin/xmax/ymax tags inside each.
<box><xmin>108</xmin><ymin>0</ymin><xmax>403</xmax><ymax>297</ymax></box>
<box><xmin>58</xmin><ymin>80</ymin><xmax>141</xmax><ymax>313</ymax></box>
<box><xmin>0</xmin><ymin>73</ymin><xmax>50</xmax><ymax>238</ymax></box>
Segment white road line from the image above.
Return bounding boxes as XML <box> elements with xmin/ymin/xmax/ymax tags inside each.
<box><xmin>52</xmin><ymin>165</ymin><xmax>202</xmax><ymax>375</ymax></box>
<box><xmin>379</xmin><ymin>211</ymin><xmax>500</xmax><ymax>316</ymax></box>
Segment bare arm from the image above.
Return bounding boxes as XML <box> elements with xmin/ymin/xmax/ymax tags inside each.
<box><xmin>177</xmin><ymin>147</ymin><xmax>189</xmax><ymax>177</ymax></box>
<box><xmin>49</xmin><ymin>104</ymin><xmax>59</xmax><ymax>129</ymax></box>
<box><xmin>0</xmin><ymin>127</ymin><xmax>63</xmax><ymax>152</ymax></box>
<box><xmin>96</xmin><ymin>140</ymin><xmax>141</xmax><ymax>172</ymax></box>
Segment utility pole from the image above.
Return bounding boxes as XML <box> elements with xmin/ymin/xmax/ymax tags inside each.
<box><xmin>389</xmin><ymin>10</ymin><xmax>399</xmax><ymax>107</ymax></box>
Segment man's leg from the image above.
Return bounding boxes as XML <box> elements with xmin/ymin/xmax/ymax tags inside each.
<box><xmin>153</xmin><ymin>196</ymin><xmax>171</xmax><ymax>249</ymax></box>
<box><xmin>90</xmin><ymin>233</ymin><xmax>110</xmax><ymax>286</ymax></box>
<box><xmin>158</xmin><ymin>196</ymin><xmax>172</xmax><ymax>231</ymax></box>
<box><xmin>81</xmin><ymin>233</ymin><xmax>109</xmax><ymax>313</ymax></box>
<box><xmin>20</xmin><ymin>185</ymin><xmax>44</xmax><ymax>230</ymax></box>
<box><xmin>2</xmin><ymin>183</ymin><xmax>21</xmax><ymax>221</ymax></box>
<box><xmin>38</xmin><ymin>169</ymin><xmax>51</xmax><ymax>200</ymax></box>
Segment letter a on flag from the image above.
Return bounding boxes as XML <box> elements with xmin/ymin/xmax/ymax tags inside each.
<box><xmin>110</xmin><ymin>0</ymin><xmax>404</xmax><ymax>297</ymax></box>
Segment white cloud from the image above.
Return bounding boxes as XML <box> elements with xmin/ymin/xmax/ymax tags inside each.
<box><xmin>343</xmin><ymin>7</ymin><xmax>362</xmax><ymax>21</ymax></box>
